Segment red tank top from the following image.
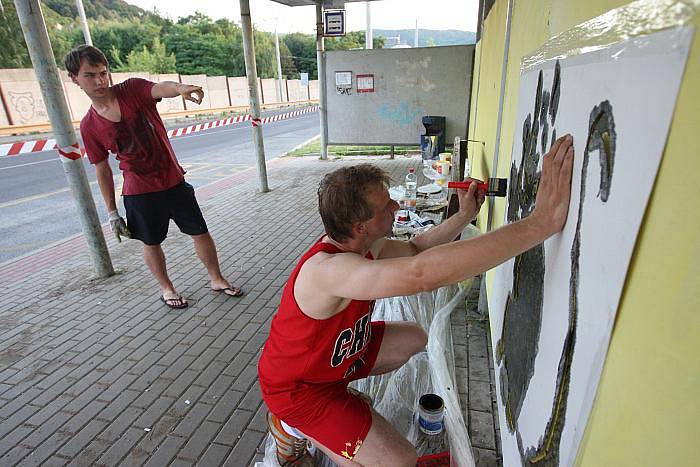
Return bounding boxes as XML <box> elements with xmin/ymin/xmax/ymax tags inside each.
<box><xmin>258</xmin><ymin>238</ymin><xmax>375</xmax><ymax>415</ymax></box>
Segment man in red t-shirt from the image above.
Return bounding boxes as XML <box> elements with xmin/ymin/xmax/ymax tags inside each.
<box><xmin>259</xmin><ymin>136</ymin><xmax>574</xmax><ymax>465</ymax></box>
<box><xmin>64</xmin><ymin>45</ymin><xmax>243</xmax><ymax>309</ymax></box>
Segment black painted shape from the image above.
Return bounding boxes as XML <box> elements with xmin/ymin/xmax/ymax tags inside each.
<box><xmin>522</xmin><ymin>100</ymin><xmax>616</xmax><ymax>466</ymax></box>
<box><xmin>550</xmin><ymin>61</ymin><xmax>561</xmax><ymax>126</ymax></box>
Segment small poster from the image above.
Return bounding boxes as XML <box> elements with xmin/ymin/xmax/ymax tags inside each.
<box><xmin>335</xmin><ymin>71</ymin><xmax>352</xmax><ymax>95</ymax></box>
<box><xmin>300</xmin><ymin>72</ymin><xmax>309</xmax><ymax>87</ymax></box>
<box><xmin>357</xmin><ymin>74</ymin><xmax>374</xmax><ymax>93</ymax></box>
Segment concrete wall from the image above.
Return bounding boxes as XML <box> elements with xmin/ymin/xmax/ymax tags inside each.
<box><xmin>151</xmin><ymin>73</ymin><xmax>185</xmax><ymax>114</ymax></box>
<box><xmin>0</xmin><ymin>69</ymin><xmax>318</xmax><ymax>128</ymax></box>
<box><xmin>309</xmin><ymin>80</ymin><xmax>319</xmax><ymax>100</ymax></box>
<box><xmin>286</xmin><ymin>79</ymin><xmax>309</xmax><ymax>102</ymax></box>
<box><xmin>180</xmin><ymin>74</ymin><xmax>211</xmax><ymax>110</ymax></box>
<box><xmin>468</xmin><ymin>1</ymin><xmax>700</xmax><ymax>465</ymax></box>
<box><xmin>0</xmin><ymin>69</ymin><xmax>50</xmax><ymax>125</ymax></box>
<box><xmin>207</xmin><ymin>76</ymin><xmax>230</xmax><ymax>108</ymax></box>
<box><xmin>324</xmin><ymin>46</ymin><xmax>473</xmax><ymax>145</ymax></box>
<box><xmin>260</xmin><ymin>78</ymin><xmax>280</xmax><ymax>104</ymax></box>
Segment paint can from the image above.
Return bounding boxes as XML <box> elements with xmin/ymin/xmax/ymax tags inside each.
<box><xmin>418</xmin><ymin>393</ymin><xmax>445</xmax><ymax>435</ymax></box>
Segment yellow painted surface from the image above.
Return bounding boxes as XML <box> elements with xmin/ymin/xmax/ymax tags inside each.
<box><xmin>467</xmin><ymin>0</ymin><xmax>700</xmax><ymax>465</ymax></box>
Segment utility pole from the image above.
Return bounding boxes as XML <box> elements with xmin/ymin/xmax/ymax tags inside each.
<box><xmin>13</xmin><ymin>0</ymin><xmax>113</xmax><ymax>278</ymax></box>
<box><xmin>75</xmin><ymin>0</ymin><xmax>92</xmax><ymax>45</ymax></box>
<box><xmin>239</xmin><ymin>0</ymin><xmax>269</xmax><ymax>192</ymax></box>
<box><xmin>414</xmin><ymin>18</ymin><xmax>418</xmax><ymax>47</ymax></box>
<box><xmin>365</xmin><ymin>2</ymin><xmax>372</xmax><ymax>49</ymax></box>
<box><xmin>275</xmin><ymin>26</ymin><xmax>284</xmax><ymax>103</ymax></box>
<box><xmin>316</xmin><ymin>1</ymin><xmax>328</xmax><ymax>160</ymax></box>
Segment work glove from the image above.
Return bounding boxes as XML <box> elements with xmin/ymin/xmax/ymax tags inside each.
<box><xmin>108</xmin><ymin>210</ymin><xmax>131</xmax><ymax>243</ymax></box>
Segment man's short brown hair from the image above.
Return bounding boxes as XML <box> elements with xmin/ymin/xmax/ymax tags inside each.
<box><xmin>64</xmin><ymin>45</ymin><xmax>108</xmax><ymax>76</ymax></box>
<box><xmin>318</xmin><ymin>164</ymin><xmax>392</xmax><ymax>242</ymax></box>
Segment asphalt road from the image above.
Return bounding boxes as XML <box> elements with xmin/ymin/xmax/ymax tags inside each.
<box><xmin>0</xmin><ymin>111</ymin><xmax>320</xmax><ymax>264</ymax></box>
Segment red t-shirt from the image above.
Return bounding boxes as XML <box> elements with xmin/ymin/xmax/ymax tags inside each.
<box><xmin>258</xmin><ymin>238</ymin><xmax>376</xmax><ymax>416</ymax></box>
<box><xmin>80</xmin><ymin>78</ymin><xmax>185</xmax><ymax>195</ymax></box>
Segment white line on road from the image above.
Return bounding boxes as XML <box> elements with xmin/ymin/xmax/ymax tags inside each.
<box><xmin>0</xmin><ymin>157</ymin><xmax>57</xmax><ymax>170</ymax></box>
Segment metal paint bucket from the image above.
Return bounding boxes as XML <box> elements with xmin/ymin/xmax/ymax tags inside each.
<box><xmin>418</xmin><ymin>393</ymin><xmax>445</xmax><ymax>435</ymax></box>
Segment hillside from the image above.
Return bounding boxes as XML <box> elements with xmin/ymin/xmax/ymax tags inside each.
<box><xmin>373</xmin><ymin>28</ymin><xmax>476</xmax><ymax>47</ymax></box>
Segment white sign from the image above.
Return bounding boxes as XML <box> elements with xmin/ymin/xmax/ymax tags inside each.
<box><xmin>324</xmin><ymin>9</ymin><xmax>345</xmax><ymax>37</ymax></box>
<box><xmin>300</xmin><ymin>72</ymin><xmax>309</xmax><ymax>87</ymax></box>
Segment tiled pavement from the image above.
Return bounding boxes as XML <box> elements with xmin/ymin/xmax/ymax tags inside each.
<box><xmin>0</xmin><ymin>155</ymin><xmax>502</xmax><ymax>466</ymax></box>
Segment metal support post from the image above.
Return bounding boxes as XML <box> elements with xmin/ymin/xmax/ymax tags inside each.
<box><xmin>275</xmin><ymin>27</ymin><xmax>284</xmax><ymax>102</ymax></box>
<box><xmin>365</xmin><ymin>2</ymin><xmax>372</xmax><ymax>49</ymax></box>
<box><xmin>239</xmin><ymin>0</ymin><xmax>269</xmax><ymax>193</ymax></box>
<box><xmin>316</xmin><ymin>1</ymin><xmax>328</xmax><ymax>160</ymax></box>
<box><xmin>75</xmin><ymin>0</ymin><xmax>92</xmax><ymax>45</ymax></box>
<box><xmin>14</xmin><ymin>0</ymin><xmax>113</xmax><ymax>278</ymax></box>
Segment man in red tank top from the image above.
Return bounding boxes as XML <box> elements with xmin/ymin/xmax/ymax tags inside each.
<box><xmin>259</xmin><ymin>136</ymin><xmax>575</xmax><ymax>466</ymax></box>
<box><xmin>64</xmin><ymin>45</ymin><xmax>243</xmax><ymax>309</ymax></box>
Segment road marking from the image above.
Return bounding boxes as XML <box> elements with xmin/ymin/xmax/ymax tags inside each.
<box><xmin>0</xmin><ymin>158</ymin><xmax>57</xmax><ymax>171</ymax></box>
<box><xmin>0</xmin><ymin>175</ymin><xmax>124</xmax><ymax>210</ymax></box>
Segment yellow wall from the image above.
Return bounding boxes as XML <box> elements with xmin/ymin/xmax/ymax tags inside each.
<box><xmin>468</xmin><ymin>0</ymin><xmax>700</xmax><ymax>465</ymax></box>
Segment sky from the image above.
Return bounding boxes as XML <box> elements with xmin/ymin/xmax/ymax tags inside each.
<box><xmin>124</xmin><ymin>0</ymin><xmax>478</xmax><ymax>35</ymax></box>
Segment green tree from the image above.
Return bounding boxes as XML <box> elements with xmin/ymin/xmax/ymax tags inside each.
<box><xmin>114</xmin><ymin>37</ymin><xmax>176</xmax><ymax>73</ymax></box>
<box><xmin>282</xmin><ymin>32</ymin><xmax>317</xmax><ymax>79</ymax></box>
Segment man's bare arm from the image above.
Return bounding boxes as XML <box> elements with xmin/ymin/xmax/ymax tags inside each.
<box><xmin>94</xmin><ymin>160</ymin><xmax>117</xmax><ymax>212</ymax></box>
<box><xmin>377</xmin><ymin>178</ymin><xmax>485</xmax><ymax>259</ymax></box>
<box><xmin>304</xmin><ymin>135</ymin><xmax>574</xmax><ymax>305</ymax></box>
<box><xmin>151</xmin><ymin>81</ymin><xmax>203</xmax><ymax>104</ymax></box>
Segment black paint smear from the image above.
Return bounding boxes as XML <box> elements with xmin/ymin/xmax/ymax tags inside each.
<box><xmin>550</xmin><ymin>128</ymin><xmax>557</xmax><ymax>150</ymax></box>
<box><xmin>550</xmin><ymin>61</ymin><xmax>561</xmax><ymax>126</ymax></box>
<box><xmin>541</xmin><ymin>121</ymin><xmax>549</xmax><ymax>155</ymax></box>
<box><xmin>541</xmin><ymin>90</ymin><xmax>550</xmax><ymax>128</ymax></box>
<box><xmin>533</xmin><ymin>70</ymin><xmax>543</xmax><ymax>127</ymax></box>
<box><xmin>522</xmin><ymin>100</ymin><xmax>616</xmax><ymax>466</ymax></box>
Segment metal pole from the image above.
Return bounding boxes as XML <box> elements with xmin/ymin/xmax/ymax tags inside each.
<box><xmin>414</xmin><ymin>18</ymin><xmax>418</xmax><ymax>47</ymax></box>
<box><xmin>239</xmin><ymin>0</ymin><xmax>269</xmax><ymax>192</ymax></box>
<box><xmin>14</xmin><ymin>0</ymin><xmax>113</xmax><ymax>278</ymax></box>
<box><xmin>316</xmin><ymin>1</ymin><xmax>328</xmax><ymax>160</ymax></box>
<box><xmin>365</xmin><ymin>2</ymin><xmax>372</xmax><ymax>49</ymax></box>
<box><xmin>75</xmin><ymin>0</ymin><xmax>92</xmax><ymax>45</ymax></box>
<box><xmin>275</xmin><ymin>26</ymin><xmax>284</xmax><ymax>102</ymax></box>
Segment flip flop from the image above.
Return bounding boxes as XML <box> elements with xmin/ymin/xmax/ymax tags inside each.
<box><xmin>212</xmin><ymin>286</ymin><xmax>244</xmax><ymax>298</ymax></box>
<box><xmin>161</xmin><ymin>295</ymin><xmax>188</xmax><ymax>309</ymax></box>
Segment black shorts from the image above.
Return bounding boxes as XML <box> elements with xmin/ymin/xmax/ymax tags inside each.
<box><xmin>123</xmin><ymin>181</ymin><xmax>208</xmax><ymax>245</ymax></box>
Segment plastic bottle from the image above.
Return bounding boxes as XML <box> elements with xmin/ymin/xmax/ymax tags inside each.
<box><xmin>405</xmin><ymin>168</ymin><xmax>417</xmax><ymax>212</ymax></box>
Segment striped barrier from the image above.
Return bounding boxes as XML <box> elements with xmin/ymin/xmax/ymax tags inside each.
<box><xmin>0</xmin><ymin>106</ymin><xmax>319</xmax><ymax>158</ymax></box>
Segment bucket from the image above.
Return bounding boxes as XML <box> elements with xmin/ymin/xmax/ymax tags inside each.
<box><xmin>418</xmin><ymin>393</ymin><xmax>445</xmax><ymax>435</ymax></box>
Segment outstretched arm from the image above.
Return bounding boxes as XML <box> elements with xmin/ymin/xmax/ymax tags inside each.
<box><xmin>300</xmin><ymin>135</ymin><xmax>575</xmax><ymax>310</ymax></box>
<box><xmin>376</xmin><ymin>178</ymin><xmax>486</xmax><ymax>259</ymax></box>
<box><xmin>151</xmin><ymin>81</ymin><xmax>204</xmax><ymax>105</ymax></box>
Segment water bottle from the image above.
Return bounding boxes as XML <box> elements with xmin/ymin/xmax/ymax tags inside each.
<box><xmin>405</xmin><ymin>168</ymin><xmax>417</xmax><ymax>212</ymax></box>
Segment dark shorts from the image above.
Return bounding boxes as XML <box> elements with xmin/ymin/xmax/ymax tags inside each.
<box><xmin>123</xmin><ymin>181</ymin><xmax>208</xmax><ymax>245</ymax></box>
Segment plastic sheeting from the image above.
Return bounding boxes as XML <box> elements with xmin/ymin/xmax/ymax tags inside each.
<box><xmin>258</xmin><ymin>225</ymin><xmax>481</xmax><ymax>467</ymax></box>
<box><xmin>521</xmin><ymin>0</ymin><xmax>700</xmax><ymax>71</ymax></box>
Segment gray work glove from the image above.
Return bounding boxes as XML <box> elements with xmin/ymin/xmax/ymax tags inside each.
<box><xmin>108</xmin><ymin>210</ymin><xmax>131</xmax><ymax>243</ymax></box>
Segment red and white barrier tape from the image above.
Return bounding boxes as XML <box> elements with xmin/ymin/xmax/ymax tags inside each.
<box><xmin>0</xmin><ymin>106</ymin><xmax>319</xmax><ymax>158</ymax></box>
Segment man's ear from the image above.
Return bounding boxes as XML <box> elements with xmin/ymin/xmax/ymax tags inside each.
<box><xmin>69</xmin><ymin>73</ymin><xmax>79</xmax><ymax>85</ymax></box>
<box><xmin>354</xmin><ymin>222</ymin><xmax>367</xmax><ymax>236</ymax></box>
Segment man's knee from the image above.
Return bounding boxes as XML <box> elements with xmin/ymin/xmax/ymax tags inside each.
<box><xmin>405</xmin><ymin>322</ymin><xmax>428</xmax><ymax>356</ymax></box>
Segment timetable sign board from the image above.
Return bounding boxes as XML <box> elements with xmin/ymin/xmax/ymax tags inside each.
<box><xmin>324</xmin><ymin>9</ymin><xmax>346</xmax><ymax>36</ymax></box>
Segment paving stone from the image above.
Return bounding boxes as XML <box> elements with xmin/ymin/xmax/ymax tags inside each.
<box><xmin>176</xmin><ymin>420</ymin><xmax>222</xmax><ymax>461</ymax></box>
<box><xmin>469</xmin><ymin>410</ymin><xmax>496</xmax><ymax>450</ymax></box>
<box><xmin>222</xmin><ymin>429</ymin><xmax>266</xmax><ymax>467</ymax></box>
<box><xmin>198</xmin><ymin>443</ymin><xmax>231</xmax><ymax>466</ymax></box>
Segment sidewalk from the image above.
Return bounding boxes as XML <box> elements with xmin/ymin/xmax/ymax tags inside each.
<box><xmin>0</xmin><ymin>155</ymin><xmax>501</xmax><ymax>466</ymax></box>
